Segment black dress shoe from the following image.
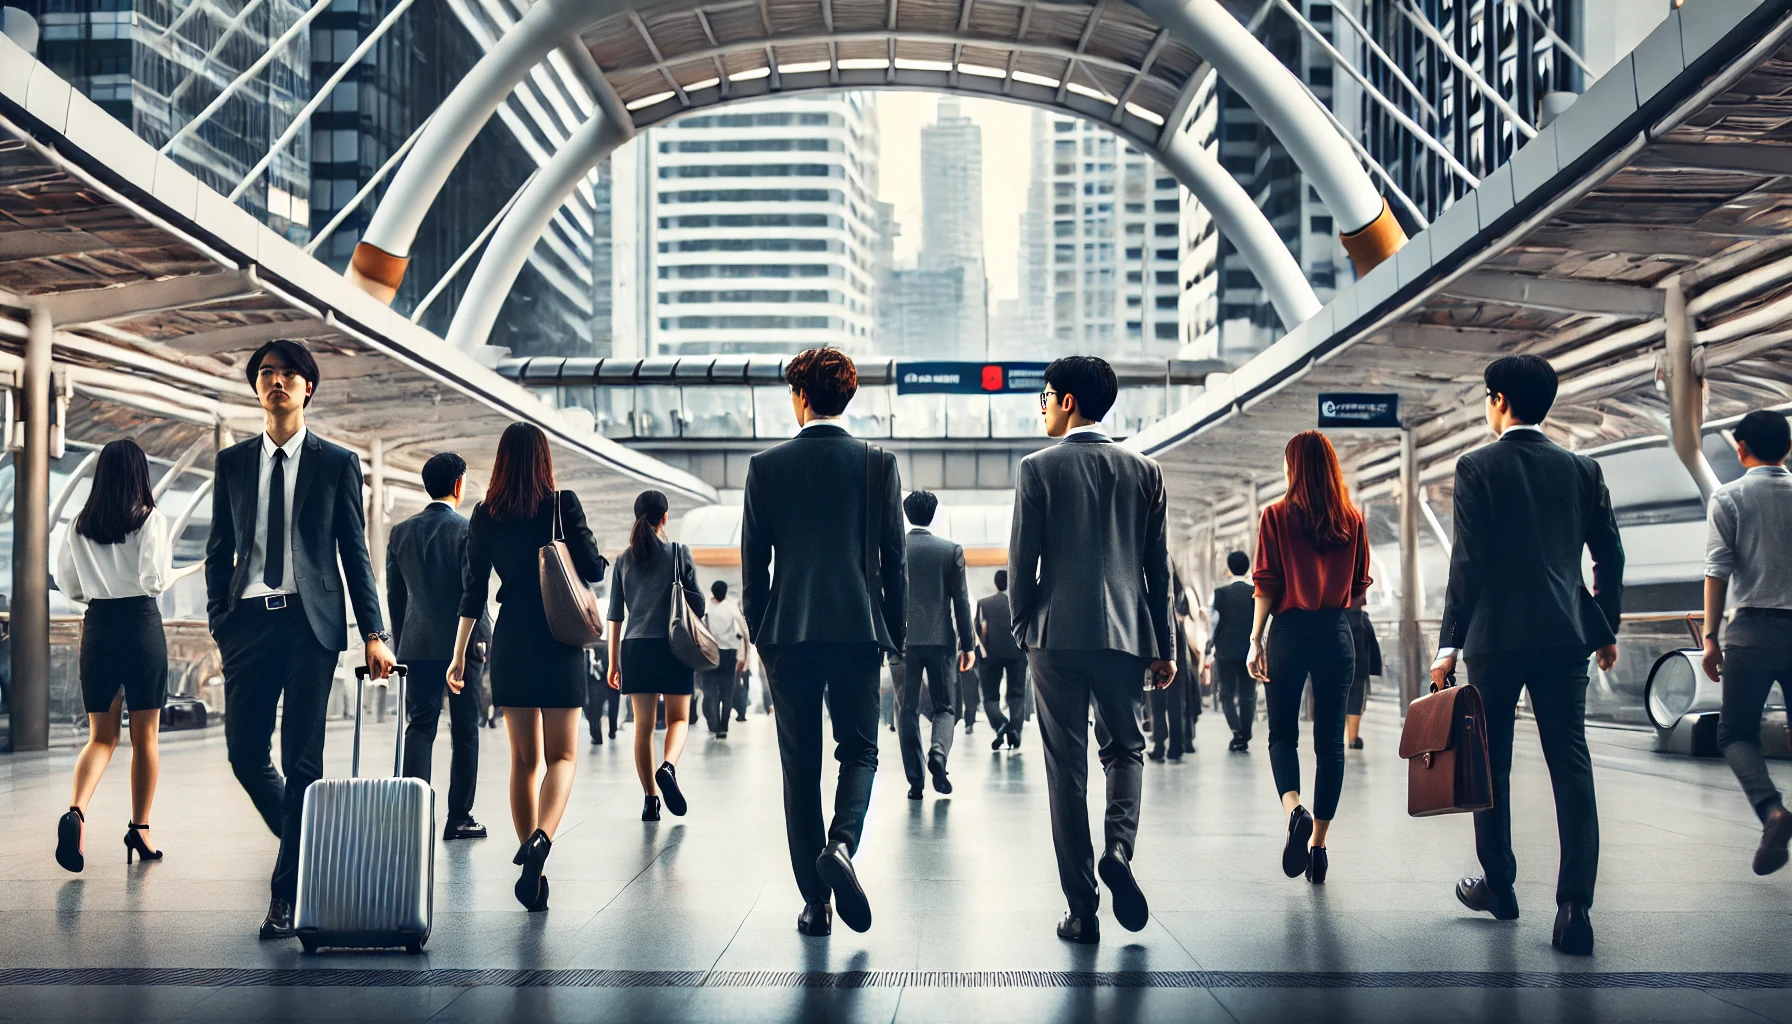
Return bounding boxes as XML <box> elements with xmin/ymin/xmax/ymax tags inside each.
<box><xmin>1306</xmin><ymin>846</ymin><xmax>1328</xmax><ymax>884</ymax></box>
<box><xmin>1756</xmin><ymin>804</ymin><xmax>1792</xmax><ymax>875</ymax></box>
<box><xmin>1097</xmin><ymin>844</ymin><xmax>1148</xmax><ymax>932</ymax></box>
<box><xmin>1552</xmin><ymin>903</ymin><xmax>1594</xmax><ymax>956</ymax></box>
<box><xmin>1148</xmin><ymin>743</ymin><xmax>1165</xmax><ymax>762</ymax></box>
<box><xmin>443</xmin><ymin>818</ymin><xmax>488</xmax><ymax>841</ymax></box>
<box><xmin>1282</xmin><ymin>806</ymin><xmax>1313</xmax><ymax>878</ymax></box>
<box><xmin>992</xmin><ymin>733</ymin><xmax>1007</xmax><ymax>752</ymax></box>
<box><xmin>1183</xmin><ymin>739</ymin><xmax>1196</xmax><ymax>754</ymax></box>
<box><xmin>1349</xmin><ymin>737</ymin><xmax>1364</xmax><ymax>750</ymax></box>
<box><xmin>907</xmin><ymin>781</ymin><xmax>924</xmax><ymax>800</ymax></box>
<box><xmin>1056</xmin><ymin>912</ymin><xmax>1100</xmax><ymax>945</ymax></box>
<box><xmin>797</xmin><ymin>902</ymin><xmax>832</xmax><ymax>936</ymax></box>
<box><xmin>259</xmin><ymin>895</ymin><xmax>296</xmax><ymax>940</ymax></box>
<box><xmin>655</xmin><ymin>762</ymin><xmax>688</xmax><ymax>816</ymax></box>
<box><xmin>1009</xmin><ymin>731</ymin><xmax>1022</xmax><ymax>750</ymax></box>
<box><xmin>927</xmin><ymin>753</ymin><xmax>953</xmax><ymax>795</ymax></box>
<box><xmin>815</xmin><ymin>841</ymin><xmax>872</xmax><ymax>933</ymax></box>
<box><xmin>1455</xmin><ymin>877</ymin><xmax>1519</xmax><ymax>920</ymax></box>
<box><xmin>642</xmin><ymin>795</ymin><xmax>661</xmax><ymax>821</ymax></box>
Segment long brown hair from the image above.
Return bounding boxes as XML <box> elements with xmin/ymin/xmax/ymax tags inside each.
<box><xmin>484</xmin><ymin>422</ymin><xmax>555</xmax><ymax>522</ymax></box>
<box><xmin>1282</xmin><ymin>430</ymin><xmax>1359</xmax><ymax>551</ymax></box>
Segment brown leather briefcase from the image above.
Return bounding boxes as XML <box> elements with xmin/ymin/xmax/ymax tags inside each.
<box><xmin>1398</xmin><ymin>682</ymin><xmax>1494</xmax><ymax>817</ymax></box>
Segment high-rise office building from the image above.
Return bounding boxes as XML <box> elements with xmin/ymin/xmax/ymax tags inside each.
<box><xmin>1011</xmin><ymin>108</ymin><xmax>1051</xmax><ymax>357</ymax></box>
<box><xmin>635</xmin><ymin>93</ymin><xmax>882</xmax><ymax>357</ymax></box>
<box><xmin>917</xmin><ymin>97</ymin><xmax>987</xmax><ymax>357</ymax></box>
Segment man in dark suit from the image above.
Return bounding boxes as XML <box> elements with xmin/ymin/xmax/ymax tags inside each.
<box><xmin>1208</xmin><ymin>551</ymin><xmax>1256</xmax><ymax>752</ymax></box>
<box><xmin>977</xmin><ymin>570</ymin><xmax>1029</xmax><ymax>750</ymax></box>
<box><xmin>1436</xmin><ymin>354</ymin><xmax>1623</xmax><ymax>958</ymax></box>
<box><xmin>1009</xmin><ymin>355</ymin><xmax>1175</xmax><ymax>945</ymax></box>
<box><xmin>742</xmin><ymin>347</ymin><xmax>905</xmax><ymax>938</ymax></box>
<box><xmin>896</xmin><ymin>490</ymin><xmax>975</xmax><ymax>799</ymax></box>
<box><xmin>204</xmin><ymin>339</ymin><xmax>395</xmax><ymax>941</ymax></box>
<box><xmin>388</xmin><ymin>451</ymin><xmax>489</xmax><ymax>842</ymax></box>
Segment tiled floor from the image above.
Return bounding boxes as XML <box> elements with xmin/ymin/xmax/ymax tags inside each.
<box><xmin>4</xmin><ymin>698</ymin><xmax>1792</xmax><ymax>1022</ymax></box>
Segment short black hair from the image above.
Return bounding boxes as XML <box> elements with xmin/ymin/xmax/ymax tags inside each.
<box><xmin>245</xmin><ymin>339</ymin><xmax>321</xmax><ymax>407</ymax></box>
<box><xmin>994</xmin><ymin>569</ymin><xmax>1008</xmax><ymax>591</ymax></box>
<box><xmin>421</xmin><ymin>451</ymin><xmax>467</xmax><ymax>500</ymax></box>
<box><xmin>903</xmin><ymin>489</ymin><xmax>939</xmax><ymax>527</ymax></box>
<box><xmin>1227</xmin><ymin>551</ymin><xmax>1249</xmax><ymax>576</ymax></box>
<box><xmin>785</xmin><ymin>347</ymin><xmax>858</xmax><ymax>417</ymax></box>
<box><xmin>711</xmin><ymin>579</ymin><xmax>728</xmax><ymax>600</ymax></box>
<box><xmin>1484</xmin><ymin>354</ymin><xmax>1557</xmax><ymax>425</ymax></box>
<box><xmin>1044</xmin><ymin>356</ymin><xmax>1118</xmax><ymax>422</ymax></box>
<box><xmin>1735</xmin><ymin>409</ymin><xmax>1792</xmax><ymax>463</ymax></box>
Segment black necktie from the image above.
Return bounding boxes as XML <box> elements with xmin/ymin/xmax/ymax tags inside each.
<box><xmin>264</xmin><ymin>448</ymin><xmax>286</xmax><ymax>590</ymax></box>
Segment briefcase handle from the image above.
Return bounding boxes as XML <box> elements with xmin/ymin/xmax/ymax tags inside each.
<box><xmin>352</xmin><ymin>664</ymin><xmax>408</xmax><ymax>780</ymax></box>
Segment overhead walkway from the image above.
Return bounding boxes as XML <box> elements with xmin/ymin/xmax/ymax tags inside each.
<box><xmin>0</xmin><ymin>36</ymin><xmax>715</xmax><ymax>751</ymax></box>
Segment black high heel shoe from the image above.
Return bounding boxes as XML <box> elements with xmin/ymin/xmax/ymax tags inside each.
<box><xmin>55</xmin><ymin>807</ymin><xmax>84</xmax><ymax>873</ymax></box>
<box><xmin>513</xmin><ymin>829</ymin><xmax>550</xmax><ymax>911</ymax></box>
<box><xmin>124</xmin><ymin>823</ymin><xmax>162</xmax><ymax>865</ymax></box>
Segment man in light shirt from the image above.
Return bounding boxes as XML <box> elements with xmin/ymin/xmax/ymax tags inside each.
<box><xmin>701</xmin><ymin>580</ymin><xmax>751</xmax><ymax>739</ymax></box>
<box><xmin>1702</xmin><ymin>409</ymin><xmax>1792</xmax><ymax>875</ymax></box>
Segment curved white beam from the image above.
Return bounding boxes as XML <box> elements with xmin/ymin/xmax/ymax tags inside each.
<box><xmin>445</xmin><ymin>109</ymin><xmax>635</xmax><ymax>353</ymax></box>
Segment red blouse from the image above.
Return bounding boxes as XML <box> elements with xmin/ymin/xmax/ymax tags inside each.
<box><xmin>1252</xmin><ymin>501</ymin><xmax>1372</xmax><ymax>616</ymax></box>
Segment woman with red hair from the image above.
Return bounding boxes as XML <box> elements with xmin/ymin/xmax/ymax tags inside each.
<box><xmin>1248</xmin><ymin>430</ymin><xmax>1372</xmax><ymax>885</ymax></box>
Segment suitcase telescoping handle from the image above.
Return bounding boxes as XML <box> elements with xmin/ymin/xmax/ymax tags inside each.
<box><xmin>352</xmin><ymin>664</ymin><xmax>408</xmax><ymax>779</ymax></box>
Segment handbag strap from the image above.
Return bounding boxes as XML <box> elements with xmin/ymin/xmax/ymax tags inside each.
<box><xmin>551</xmin><ymin>489</ymin><xmax>564</xmax><ymax>543</ymax></box>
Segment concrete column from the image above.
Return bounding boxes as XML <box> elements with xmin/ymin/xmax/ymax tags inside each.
<box><xmin>10</xmin><ymin>305</ymin><xmax>52</xmax><ymax>751</ymax></box>
<box><xmin>1398</xmin><ymin>427</ymin><xmax>1423</xmax><ymax>714</ymax></box>
<box><xmin>1663</xmin><ymin>277</ymin><xmax>1720</xmax><ymax>502</ymax></box>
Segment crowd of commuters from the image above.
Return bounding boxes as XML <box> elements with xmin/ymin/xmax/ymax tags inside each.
<box><xmin>62</xmin><ymin>334</ymin><xmax>1792</xmax><ymax>964</ymax></box>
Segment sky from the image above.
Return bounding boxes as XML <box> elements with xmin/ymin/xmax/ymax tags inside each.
<box><xmin>874</xmin><ymin>93</ymin><xmax>1033</xmax><ymax>304</ymax></box>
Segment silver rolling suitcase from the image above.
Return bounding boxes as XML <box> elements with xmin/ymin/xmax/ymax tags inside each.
<box><xmin>294</xmin><ymin>665</ymin><xmax>434</xmax><ymax>954</ymax></box>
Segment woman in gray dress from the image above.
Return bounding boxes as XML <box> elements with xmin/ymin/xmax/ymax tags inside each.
<box><xmin>607</xmin><ymin>490</ymin><xmax>704</xmax><ymax>821</ymax></box>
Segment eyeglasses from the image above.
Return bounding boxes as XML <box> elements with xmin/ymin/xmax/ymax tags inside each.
<box><xmin>1039</xmin><ymin>389</ymin><xmax>1059</xmax><ymax>410</ymax></box>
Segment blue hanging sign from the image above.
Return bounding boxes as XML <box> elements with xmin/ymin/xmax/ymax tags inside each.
<box><xmin>895</xmin><ymin>362</ymin><xmax>1051</xmax><ymax>395</ymax></box>
<box><xmin>1317</xmin><ymin>393</ymin><xmax>1401</xmax><ymax>429</ymax></box>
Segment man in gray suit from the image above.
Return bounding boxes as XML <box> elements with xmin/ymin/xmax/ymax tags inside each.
<box><xmin>896</xmin><ymin>490</ymin><xmax>975</xmax><ymax>799</ymax></box>
<box><xmin>1009</xmin><ymin>355</ymin><xmax>1176</xmax><ymax>945</ymax></box>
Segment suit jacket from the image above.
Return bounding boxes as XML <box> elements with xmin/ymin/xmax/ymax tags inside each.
<box><xmin>204</xmin><ymin>429</ymin><xmax>383</xmax><ymax>652</ymax></box>
<box><xmin>977</xmin><ymin>591</ymin><xmax>1023</xmax><ymax>660</ymax></box>
<box><xmin>1007</xmin><ymin>431</ymin><xmax>1173</xmax><ymax>660</ymax></box>
<box><xmin>1439</xmin><ymin>429</ymin><xmax>1625</xmax><ymax>656</ymax></box>
<box><xmin>905</xmin><ymin>528</ymin><xmax>973</xmax><ymax>651</ymax></box>
<box><xmin>741</xmin><ymin>423</ymin><xmax>906</xmax><ymax>651</ymax></box>
<box><xmin>387</xmin><ymin>503</ymin><xmax>489</xmax><ymax>664</ymax></box>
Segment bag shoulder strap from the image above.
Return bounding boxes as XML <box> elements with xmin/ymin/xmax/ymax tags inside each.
<box><xmin>552</xmin><ymin>489</ymin><xmax>564</xmax><ymax>542</ymax></box>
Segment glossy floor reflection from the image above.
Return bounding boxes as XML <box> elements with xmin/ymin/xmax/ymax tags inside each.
<box><xmin>3</xmin><ymin>697</ymin><xmax>1792</xmax><ymax>1022</ymax></box>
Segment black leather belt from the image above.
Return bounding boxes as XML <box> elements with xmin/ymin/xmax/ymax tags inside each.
<box><xmin>1736</xmin><ymin>607</ymin><xmax>1792</xmax><ymax>620</ymax></box>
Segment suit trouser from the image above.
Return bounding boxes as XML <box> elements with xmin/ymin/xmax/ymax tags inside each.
<box><xmin>700</xmin><ymin>650</ymin><xmax>739</xmax><ymax>735</ymax></box>
<box><xmin>1029</xmin><ymin>647</ymin><xmax>1149</xmax><ymax>917</ymax></box>
<box><xmin>732</xmin><ymin>667</ymin><xmax>751</xmax><ymax>717</ymax></box>
<box><xmin>896</xmin><ymin>645</ymin><xmax>959</xmax><ymax>782</ymax></box>
<box><xmin>217</xmin><ymin>598</ymin><xmax>340</xmax><ymax>901</ymax></box>
<box><xmin>1214</xmin><ymin>657</ymin><xmax>1255</xmax><ymax>740</ymax></box>
<box><xmin>585</xmin><ymin>673</ymin><xmax>620</xmax><ymax>742</ymax></box>
<box><xmin>1718</xmin><ymin>614</ymin><xmax>1792</xmax><ymax>820</ymax></box>
<box><xmin>1468</xmin><ymin>646</ymin><xmax>1599</xmax><ymax>908</ymax></box>
<box><xmin>400</xmin><ymin>659</ymin><xmax>480</xmax><ymax>823</ymax></box>
<box><xmin>980</xmin><ymin>656</ymin><xmax>1029</xmax><ymax>739</ymax></box>
<box><xmin>761</xmin><ymin>642</ymin><xmax>881</xmax><ymax>905</ymax></box>
<box><xmin>1149</xmin><ymin>677</ymin><xmax>1186</xmax><ymax>754</ymax></box>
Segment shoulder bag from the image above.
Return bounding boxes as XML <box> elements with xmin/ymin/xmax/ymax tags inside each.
<box><xmin>1398</xmin><ymin>679</ymin><xmax>1494</xmax><ymax>817</ymax></box>
<box><xmin>667</xmin><ymin>542</ymin><xmax>721</xmax><ymax>670</ymax></box>
<box><xmin>538</xmin><ymin>491</ymin><xmax>606</xmax><ymax>648</ymax></box>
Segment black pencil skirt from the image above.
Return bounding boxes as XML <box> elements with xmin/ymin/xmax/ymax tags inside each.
<box><xmin>79</xmin><ymin>596</ymin><xmax>168</xmax><ymax>714</ymax></box>
<box><xmin>619</xmin><ymin>637</ymin><xmax>694</xmax><ymax>696</ymax></box>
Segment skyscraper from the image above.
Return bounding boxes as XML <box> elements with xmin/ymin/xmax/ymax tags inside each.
<box><xmin>1012</xmin><ymin>107</ymin><xmax>1051</xmax><ymax>356</ymax></box>
<box><xmin>918</xmin><ymin>97</ymin><xmax>987</xmax><ymax>357</ymax></box>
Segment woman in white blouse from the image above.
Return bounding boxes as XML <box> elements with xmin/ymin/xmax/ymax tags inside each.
<box><xmin>52</xmin><ymin>440</ymin><xmax>173</xmax><ymax>872</ymax></box>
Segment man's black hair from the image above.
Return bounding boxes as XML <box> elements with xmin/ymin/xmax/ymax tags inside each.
<box><xmin>994</xmin><ymin>569</ymin><xmax>1008</xmax><ymax>592</ymax></box>
<box><xmin>1043</xmin><ymin>355</ymin><xmax>1119</xmax><ymax>422</ymax></box>
<box><xmin>1484</xmin><ymin>354</ymin><xmax>1558</xmax><ymax>425</ymax></box>
<box><xmin>421</xmin><ymin>451</ymin><xmax>467</xmax><ymax>500</ymax></box>
<box><xmin>245</xmin><ymin>339</ymin><xmax>321</xmax><ymax>407</ymax></box>
<box><xmin>711</xmin><ymin>579</ymin><xmax>729</xmax><ymax>600</ymax></box>
<box><xmin>1735</xmin><ymin>409</ymin><xmax>1792</xmax><ymax>463</ymax></box>
<box><xmin>1227</xmin><ymin>551</ymin><xmax>1250</xmax><ymax>576</ymax></box>
<box><xmin>903</xmin><ymin>489</ymin><xmax>939</xmax><ymax>527</ymax></box>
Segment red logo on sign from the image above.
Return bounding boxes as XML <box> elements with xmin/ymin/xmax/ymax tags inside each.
<box><xmin>981</xmin><ymin>365</ymin><xmax>1003</xmax><ymax>392</ymax></box>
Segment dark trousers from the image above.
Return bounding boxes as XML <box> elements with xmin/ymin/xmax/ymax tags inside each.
<box><xmin>1149</xmin><ymin>677</ymin><xmax>1186</xmax><ymax>755</ymax></box>
<box><xmin>700</xmin><ymin>650</ymin><xmax>740</xmax><ymax>735</ymax></box>
<box><xmin>585</xmin><ymin>673</ymin><xmax>619</xmax><ymax>742</ymax></box>
<box><xmin>1720</xmin><ymin>614</ymin><xmax>1792</xmax><ymax>819</ymax></box>
<box><xmin>733</xmin><ymin>667</ymin><xmax>751</xmax><ymax>717</ymax></box>
<box><xmin>1029</xmin><ymin>647</ymin><xmax>1149</xmax><ymax>917</ymax></box>
<box><xmin>217</xmin><ymin>598</ymin><xmax>340</xmax><ymax>901</ymax></box>
<box><xmin>1214</xmin><ymin>657</ymin><xmax>1255</xmax><ymax>741</ymax></box>
<box><xmin>895</xmin><ymin>645</ymin><xmax>959</xmax><ymax>782</ymax></box>
<box><xmin>761</xmin><ymin>642</ymin><xmax>881</xmax><ymax>905</ymax></box>
<box><xmin>1466</xmin><ymin>646</ymin><xmax>1599</xmax><ymax>908</ymax></box>
<box><xmin>979</xmin><ymin>656</ymin><xmax>1029</xmax><ymax>740</ymax></box>
<box><xmin>1264</xmin><ymin>609</ymin><xmax>1354</xmax><ymax>821</ymax></box>
<box><xmin>400</xmin><ymin>659</ymin><xmax>479</xmax><ymax>823</ymax></box>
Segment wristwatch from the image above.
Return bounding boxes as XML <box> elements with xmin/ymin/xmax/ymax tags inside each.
<box><xmin>366</xmin><ymin>630</ymin><xmax>392</xmax><ymax>645</ymax></box>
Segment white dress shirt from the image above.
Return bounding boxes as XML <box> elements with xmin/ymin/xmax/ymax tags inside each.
<box><xmin>241</xmin><ymin>426</ymin><xmax>305</xmax><ymax>599</ymax></box>
<box><xmin>801</xmin><ymin>413</ymin><xmax>848</xmax><ymax>436</ymax></box>
<box><xmin>1066</xmin><ymin>422</ymin><xmax>1110</xmax><ymax>438</ymax></box>
<box><xmin>56</xmin><ymin>508</ymin><xmax>172</xmax><ymax>602</ymax></box>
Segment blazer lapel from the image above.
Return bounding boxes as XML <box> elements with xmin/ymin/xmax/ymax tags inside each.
<box><xmin>291</xmin><ymin>430</ymin><xmax>324</xmax><ymax>523</ymax></box>
<box><xmin>231</xmin><ymin>441</ymin><xmax>258</xmax><ymax>549</ymax></box>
